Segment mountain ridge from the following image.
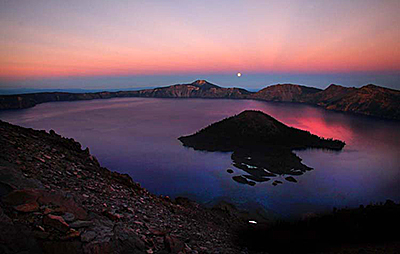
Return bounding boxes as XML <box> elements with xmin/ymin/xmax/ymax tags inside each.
<box><xmin>0</xmin><ymin>80</ymin><xmax>399</xmax><ymax>120</ymax></box>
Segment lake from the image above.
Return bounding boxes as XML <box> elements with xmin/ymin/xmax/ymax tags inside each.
<box><xmin>1</xmin><ymin>97</ymin><xmax>399</xmax><ymax>219</ymax></box>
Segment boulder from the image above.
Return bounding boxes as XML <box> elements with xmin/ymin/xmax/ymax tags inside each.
<box><xmin>43</xmin><ymin>214</ymin><xmax>70</xmax><ymax>232</ymax></box>
<box><xmin>14</xmin><ymin>201</ymin><xmax>39</xmax><ymax>213</ymax></box>
<box><xmin>2</xmin><ymin>189</ymin><xmax>40</xmax><ymax>206</ymax></box>
<box><xmin>164</xmin><ymin>235</ymin><xmax>184</xmax><ymax>254</ymax></box>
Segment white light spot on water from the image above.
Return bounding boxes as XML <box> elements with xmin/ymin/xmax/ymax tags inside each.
<box><xmin>249</xmin><ymin>220</ymin><xmax>257</xmax><ymax>224</ymax></box>
<box><xmin>241</xmin><ymin>162</ymin><xmax>258</xmax><ymax>169</ymax></box>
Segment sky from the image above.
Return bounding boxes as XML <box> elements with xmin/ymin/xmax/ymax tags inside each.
<box><xmin>0</xmin><ymin>0</ymin><xmax>399</xmax><ymax>90</ymax></box>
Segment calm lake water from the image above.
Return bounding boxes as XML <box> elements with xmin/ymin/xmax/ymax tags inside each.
<box><xmin>1</xmin><ymin>98</ymin><xmax>400</xmax><ymax>219</ymax></box>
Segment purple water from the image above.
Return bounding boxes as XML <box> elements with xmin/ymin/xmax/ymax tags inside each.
<box><xmin>1</xmin><ymin>98</ymin><xmax>399</xmax><ymax>219</ymax></box>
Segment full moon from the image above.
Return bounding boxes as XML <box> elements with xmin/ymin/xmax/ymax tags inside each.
<box><xmin>237</xmin><ymin>72</ymin><xmax>242</xmax><ymax>77</ymax></box>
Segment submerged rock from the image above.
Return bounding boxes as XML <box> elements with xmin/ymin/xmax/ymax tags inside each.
<box><xmin>285</xmin><ymin>176</ymin><xmax>298</xmax><ymax>183</ymax></box>
<box><xmin>232</xmin><ymin>176</ymin><xmax>256</xmax><ymax>186</ymax></box>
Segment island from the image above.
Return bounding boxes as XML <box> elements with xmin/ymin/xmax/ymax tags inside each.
<box><xmin>179</xmin><ymin>110</ymin><xmax>345</xmax><ymax>185</ymax></box>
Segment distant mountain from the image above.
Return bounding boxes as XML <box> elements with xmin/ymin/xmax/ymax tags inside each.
<box><xmin>305</xmin><ymin>84</ymin><xmax>400</xmax><ymax>119</ymax></box>
<box><xmin>0</xmin><ymin>87</ymin><xmax>154</xmax><ymax>95</ymax></box>
<box><xmin>252</xmin><ymin>83</ymin><xmax>321</xmax><ymax>102</ymax></box>
<box><xmin>0</xmin><ymin>80</ymin><xmax>250</xmax><ymax>110</ymax></box>
<box><xmin>133</xmin><ymin>80</ymin><xmax>251</xmax><ymax>98</ymax></box>
<box><xmin>0</xmin><ymin>92</ymin><xmax>116</xmax><ymax>110</ymax></box>
<box><xmin>250</xmin><ymin>83</ymin><xmax>400</xmax><ymax>120</ymax></box>
<box><xmin>0</xmin><ymin>80</ymin><xmax>399</xmax><ymax>120</ymax></box>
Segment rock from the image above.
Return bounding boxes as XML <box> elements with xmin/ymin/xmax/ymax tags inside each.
<box><xmin>285</xmin><ymin>176</ymin><xmax>297</xmax><ymax>183</ymax></box>
<box><xmin>13</xmin><ymin>201</ymin><xmax>39</xmax><ymax>213</ymax></box>
<box><xmin>81</xmin><ymin>230</ymin><xmax>96</xmax><ymax>242</ymax></box>
<box><xmin>103</xmin><ymin>210</ymin><xmax>124</xmax><ymax>221</ymax></box>
<box><xmin>155</xmin><ymin>251</ymin><xmax>169</xmax><ymax>254</ymax></box>
<box><xmin>272</xmin><ymin>180</ymin><xmax>283</xmax><ymax>186</ymax></box>
<box><xmin>42</xmin><ymin>241</ymin><xmax>82</xmax><ymax>254</ymax></box>
<box><xmin>232</xmin><ymin>175</ymin><xmax>256</xmax><ymax>186</ymax></box>
<box><xmin>175</xmin><ymin>197</ymin><xmax>195</xmax><ymax>207</ymax></box>
<box><xmin>61</xmin><ymin>229</ymin><xmax>80</xmax><ymax>240</ymax></box>
<box><xmin>114</xmin><ymin>224</ymin><xmax>146</xmax><ymax>252</ymax></box>
<box><xmin>2</xmin><ymin>189</ymin><xmax>39</xmax><ymax>206</ymax></box>
<box><xmin>227</xmin><ymin>169</ymin><xmax>234</xmax><ymax>174</ymax></box>
<box><xmin>38</xmin><ymin>192</ymin><xmax>88</xmax><ymax>220</ymax></box>
<box><xmin>43</xmin><ymin>214</ymin><xmax>70</xmax><ymax>232</ymax></box>
<box><xmin>43</xmin><ymin>207</ymin><xmax>53</xmax><ymax>215</ymax></box>
<box><xmin>33</xmin><ymin>230</ymin><xmax>50</xmax><ymax>239</ymax></box>
<box><xmin>148</xmin><ymin>228</ymin><xmax>167</xmax><ymax>236</ymax></box>
<box><xmin>248</xmin><ymin>181</ymin><xmax>256</xmax><ymax>186</ymax></box>
<box><xmin>164</xmin><ymin>235</ymin><xmax>184</xmax><ymax>254</ymax></box>
<box><xmin>133</xmin><ymin>221</ymin><xmax>144</xmax><ymax>226</ymax></box>
<box><xmin>69</xmin><ymin>220</ymin><xmax>94</xmax><ymax>228</ymax></box>
<box><xmin>83</xmin><ymin>241</ymin><xmax>112</xmax><ymax>254</ymax></box>
<box><xmin>62</xmin><ymin>212</ymin><xmax>76</xmax><ymax>222</ymax></box>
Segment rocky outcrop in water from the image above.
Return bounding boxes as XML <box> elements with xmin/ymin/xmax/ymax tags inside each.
<box><xmin>179</xmin><ymin>110</ymin><xmax>345</xmax><ymax>151</ymax></box>
<box><xmin>179</xmin><ymin>110</ymin><xmax>344</xmax><ymax>186</ymax></box>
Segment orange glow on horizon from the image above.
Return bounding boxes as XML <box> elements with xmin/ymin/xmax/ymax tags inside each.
<box><xmin>1</xmin><ymin>0</ymin><xmax>399</xmax><ymax>80</ymax></box>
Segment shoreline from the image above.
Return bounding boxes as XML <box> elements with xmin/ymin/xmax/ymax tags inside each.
<box><xmin>1</xmin><ymin>80</ymin><xmax>399</xmax><ymax>120</ymax></box>
<box><xmin>1</xmin><ymin>119</ymin><xmax>400</xmax><ymax>253</ymax></box>
<box><xmin>0</xmin><ymin>119</ymin><xmax>247</xmax><ymax>253</ymax></box>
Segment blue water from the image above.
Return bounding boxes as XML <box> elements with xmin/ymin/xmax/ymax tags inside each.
<box><xmin>1</xmin><ymin>98</ymin><xmax>399</xmax><ymax>219</ymax></box>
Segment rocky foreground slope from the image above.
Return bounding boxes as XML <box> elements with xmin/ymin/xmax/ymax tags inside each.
<box><xmin>0</xmin><ymin>120</ymin><xmax>247</xmax><ymax>254</ymax></box>
<box><xmin>1</xmin><ymin>120</ymin><xmax>400</xmax><ymax>253</ymax></box>
<box><xmin>1</xmin><ymin>80</ymin><xmax>399</xmax><ymax>120</ymax></box>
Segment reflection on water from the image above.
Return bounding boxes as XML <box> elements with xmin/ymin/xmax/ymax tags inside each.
<box><xmin>0</xmin><ymin>98</ymin><xmax>399</xmax><ymax>219</ymax></box>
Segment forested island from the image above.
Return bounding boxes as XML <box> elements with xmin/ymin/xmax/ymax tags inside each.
<box><xmin>179</xmin><ymin>110</ymin><xmax>345</xmax><ymax>186</ymax></box>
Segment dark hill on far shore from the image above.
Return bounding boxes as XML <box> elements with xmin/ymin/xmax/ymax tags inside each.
<box><xmin>252</xmin><ymin>83</ymin><xmax>322</xmax><ymax>102</ymax></box>
<box><xmin>133</xmin><ymin>79</ymin><xmax>251</xmax><ymax>98</ymax></box>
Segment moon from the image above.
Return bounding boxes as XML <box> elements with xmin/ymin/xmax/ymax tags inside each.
<box><xmin>237</xmin><ymin>72</ymin><xmax>242</xmax><ymax>77</ymax></box>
